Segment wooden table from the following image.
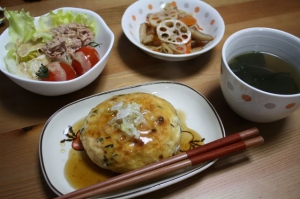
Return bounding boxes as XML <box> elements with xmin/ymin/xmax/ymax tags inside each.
<box><xmin>1</xmin><ymin>0</ymin><xmax>300</xmax><ymax>198</ymax></box>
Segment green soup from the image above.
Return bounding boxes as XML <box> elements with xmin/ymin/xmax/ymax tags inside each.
<box><xmin>228</xmin><ymin>51</ymin><xmax>300</xmax><ymax>95</ymax></box>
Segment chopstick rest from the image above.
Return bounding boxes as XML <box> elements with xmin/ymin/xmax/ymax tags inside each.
<box><xmin>56</xmin><ymin>127</ymin><xmax>262</xmax><ymax>199</ymax></box>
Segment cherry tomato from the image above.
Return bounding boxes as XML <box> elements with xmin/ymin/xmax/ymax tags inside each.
<box><xmin>36</xmin><ymin>62</ymin><xmax>77</xmax><ymax>81</ymax></box>
<box><xmin>72</xmin><ymin>46</ymin><xmax>100</xmax><ymax>76</ymax></box>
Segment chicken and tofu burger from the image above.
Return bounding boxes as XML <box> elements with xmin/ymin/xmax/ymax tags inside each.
<box><xmin>80</xmin><ymin>92</ymin><xmax>181</xmax><ymax>173</ymax></box>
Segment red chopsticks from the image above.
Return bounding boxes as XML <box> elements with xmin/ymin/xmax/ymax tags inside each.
<box><xmin>56</xmin><ymin>127</ymin><xmax>263</xmax><ymax>199</ymax></box>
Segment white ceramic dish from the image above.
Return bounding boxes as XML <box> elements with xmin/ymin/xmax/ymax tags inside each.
<box><xmin>0</xmin><ymin>7</ymin><xmax>114</xmax><ymax>96</ymax></box>
<box><xmin>121</xmin><ymin>0</ymin><xmax>225</xmax><ymax>61</ymax></box>
<box><xmin>39</xmin><ymin>81</ymin><xmax>225</xmax><ymax>198</ymax></box>
<box><xmin>221</xmin><ymin>27</ymin><xmax>300</xmax><ymax>123</ymax></box>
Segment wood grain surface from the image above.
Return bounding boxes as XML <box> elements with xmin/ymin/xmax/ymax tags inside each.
<box><xmin>0</xmin><ymin>0</ymin><xmax>300</xmax><ymax>198</ymax></box>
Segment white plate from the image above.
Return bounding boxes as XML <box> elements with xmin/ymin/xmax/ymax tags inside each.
<box><xmin>39</xmin><ymin>81</ymin><xmax>225</xmax><ymax>198</ymax></box>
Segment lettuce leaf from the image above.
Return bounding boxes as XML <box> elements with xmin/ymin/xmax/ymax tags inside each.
<box><xmin>5</xmin><ymin>8</ymin><xmax>96</xmax><ymax>43</ymax></box>
<box><xmin>36</xmin><ymin>9</ymin><xmax>96</xmax><ymax>34</ymax></box>
<box><xmin>50</xmin><ymin>9</ymin><xmax>95</xmax><ymax>32</ymax></box>
<box><xmin>5</xmin><ymin>43</ymin><xmax>19</xmax><ymax>74</ymax></box>
<box><xmin>4</xmin><ymin>8</ymin><xmax>36</xmax><ymax>43</ymax></box>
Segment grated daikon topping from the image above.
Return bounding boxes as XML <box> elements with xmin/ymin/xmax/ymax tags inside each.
<box><xmin>109</xmin><ymin>101</ymin><xmax>146</xmax><ymax>138</ymax></box>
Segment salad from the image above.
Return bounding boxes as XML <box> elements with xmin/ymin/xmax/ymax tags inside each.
<box><xmin>4</xmin><ymin>8</ymin><xmax>101</xmax><ymax>81</ymax></box>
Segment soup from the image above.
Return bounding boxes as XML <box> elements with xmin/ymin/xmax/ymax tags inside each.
<box><xmin>228</xmin><ymin>51</ymin><xmax>300</xmax><ymax>95</ymax></box>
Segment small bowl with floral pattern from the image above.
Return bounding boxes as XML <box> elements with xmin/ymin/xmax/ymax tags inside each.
<box><xmin>121</xmin><ymin>0</ymin><xmax>225</xmax><ymax>61</ymax></box>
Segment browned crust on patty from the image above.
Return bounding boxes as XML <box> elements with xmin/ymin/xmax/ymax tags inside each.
<box><xmin>80</xmin><ymin>92</ymin><xmax>181</xmax><ymax>173</ymax></box>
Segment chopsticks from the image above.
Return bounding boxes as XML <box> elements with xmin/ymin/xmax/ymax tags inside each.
<box><xmin>56</xmin><ymin>127</ymin><xmax>263</xmax><ymax>199</ymax></box>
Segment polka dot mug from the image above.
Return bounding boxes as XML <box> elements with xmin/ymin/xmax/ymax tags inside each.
<box><xmin>220</xmin><ymin>28</ymin><xmax>300</xmax><ymax>123</ymax></box>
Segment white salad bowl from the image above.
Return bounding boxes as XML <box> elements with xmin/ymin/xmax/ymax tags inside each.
<box><xmin>121</xmin><ymin>0</ymin><xmax>225</xmax><ymax>61</ymax></box>
<box><xmin>0</xmin><ymin>7</ymin><xmax>114</xmax><ymax>96</ymax></box>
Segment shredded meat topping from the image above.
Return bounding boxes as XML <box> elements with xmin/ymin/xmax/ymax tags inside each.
<box><xmin>43</xmin><ymin>23</ymin><xmax>95</xmax><ymax>64</ymax></box>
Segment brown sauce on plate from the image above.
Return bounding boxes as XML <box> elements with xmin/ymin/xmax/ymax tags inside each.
<box><xmin>63</xmin><ymin>110</ymin><xmax>204</xmax><ymax>190</ymax></box>
<box><xmin>177</xmin><ymin>110</ymin><xmax>204</xmax><ymax>152</ymax></box>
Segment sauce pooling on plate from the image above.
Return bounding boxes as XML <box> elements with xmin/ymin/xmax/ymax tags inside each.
<box><xmin>64</xmin><ymin>110</ymin><xmax>204</xmax><ymax>190</ymax></box>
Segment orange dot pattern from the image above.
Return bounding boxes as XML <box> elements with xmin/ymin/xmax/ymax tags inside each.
<box><xmin>226</xmin><ymin>79</ymin><xmax>297</xmax><ymax>110</ymax></box>
<box><xmin>129</xmin><ymin>2</ymin><xmax>218</xmax><ymax>34</ymax></box>
<box><xmin>241</xmin><ymin>94</ymin><xmax>252</xmax><ymax>102</ymax></box>
<box><xmin>286</xmin><ymin>103</ymin><xmax>296</xmax><ymax>109</ymax></box>
<box><xmin>237</xmin><ymin>90</ymin><xmax>296</xmax><ymax>110</ymax></box>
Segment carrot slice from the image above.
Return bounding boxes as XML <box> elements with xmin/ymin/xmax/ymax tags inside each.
<box><xmin>185</xmin><ymin>40</ymin><xmax>192</xmax><ymax>54</ymax></box>
<box><xmin>180</xmin><ymin>15</ymin><xmax>197</xmax><ymax>26</ymax></box>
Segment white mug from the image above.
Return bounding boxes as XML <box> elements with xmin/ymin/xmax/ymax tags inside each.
<box><xmin>220</xmin><ymin>27</ymin><xmax>300</xmax><ymax>123</ymax></box>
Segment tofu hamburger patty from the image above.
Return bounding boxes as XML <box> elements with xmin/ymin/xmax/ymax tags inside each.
<box><xmin>80</xmin><ymin>92</ymin><xmax>182</xmax><ymax>173</ymax></box>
